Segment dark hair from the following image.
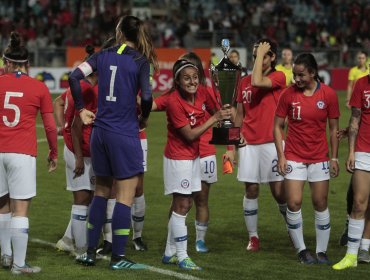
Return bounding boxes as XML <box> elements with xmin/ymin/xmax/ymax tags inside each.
<box><xmin>230</xmin><ymin>49</ymin><xmax>240</xmax><ymax>57</ymax></box>
<box><xmin>172</xmin><ymin>59</ymin><xmax>198</xmax><ymax>86</ymax></box>
<box><xmin>117</xmin><ymin>15</ymin><xmax>158</xmax><ymax>72</ymax></box>
<box><xmin>253</xmin><ymin>38</ymin><xmax>278</xmax><ymax>68</ymax></box>
<box><xmin>294</xmin><ymin>53</ymin><xmax>323</xmax><ymax>82</ymax></box>
<box><xmin>3</xmin><ymin>32</ymin><xmax>28</xmax><ymax>65</ymax></box>
<box><xmin>84</xmin><ymin>45</ymin><xmax>95</xmax><ymax>61</ymax></box>
<box><xmin>180</xmin><ymin>52</ymin><xmax>206</xmax><ymax>85</ymax></box>
<box><xmin>358</xmin><ymin>50</ymin><xmax>368</xmax><ymax>57</ymax></box>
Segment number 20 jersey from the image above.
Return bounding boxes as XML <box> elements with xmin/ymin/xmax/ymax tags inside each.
<box><xmin>0</xmin><ymin>72</ymin><xmax>53</xmax><ymax>156</ymax></box>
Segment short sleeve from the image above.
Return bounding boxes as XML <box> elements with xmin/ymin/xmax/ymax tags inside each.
<box><xmin>155</xmin><ymin>91</ymin><xmax>171</xmax><ymax>111</ymax></box>
<box><xmin>167</xmin><ymin>97</ymin><xmax>189</xmax><ymax>129</ymax></box>
<box><xmin>327</xmin><ymin>87</ymin><xmax>340</xmax><ymax>119</ymax></box>
<box><xmin>275</xmin><ymin>89</ymin><xmax>289</xmax><ymax>118</ymax></box>
<box><xmin>269</xmin><ymin>71</ymin><xmax>286</xmax><ymax>90</ymax></box>
<box><xmin>349</xmin><ymin>79</ymin><xmax>364</xmax><ymax>109</ymax></box>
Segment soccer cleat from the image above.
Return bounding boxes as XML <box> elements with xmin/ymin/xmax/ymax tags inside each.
<box><xmin>246</xmin><ymin>236</ymin><xmax>260</xmax><ymax>252</ymax></box>
<box><xmin>162</xmin><ymin>255</ymin><xmax>178</xmax><ymax>265</ymax></box>
<box><xmin>316</xmin><ymin>252</ymin><xmax>332</xmax><ymax>265</ymax></box>
<box><xmin>1</xmin><ymin>254</ymin><xmax>12</xmax><ymax>269</ymax></box>
<box><xmin>110</xmin><ymin>256</ymin><xmax>147</xmax><ymax>270</ymax></box>
<box><xmin>11</xmin><ymin>263</ymin><xmax>41</xmax><ymax>275</ymax></box>
<box><xmin>339</xmin><ymin>222</ymin><xmax>348</xmax><ymax>246</ymax></box>
<box><xmin>178</xmin><ymin>257</ymin><xmax>202</xmax><ymax>270</ymax></box>
<box><xmin>56</xmin><ymin>238</ymin><xmax>75</xmax><ymax>253</ymax></box>
<box><xmin>132</xmin><ymin>237</ymin><xmax>148</xmax><ymax>251</ymax></box>
<box><xmin>76</xmin><ymin>250</ymin><xmax>96</xmax><ymax>266</ymax></box>
<box><xmin>358</xmin><ymin>249</ymin><xmax>370</xmax><ymax>263</ymax></box>
<box><xmin>195</xmin><ymin>240</ymin><xmax>209</xmax><ymax>253</ymax></box>
<box><xmin>332</xmin><ymin>253</ymin><xmax>357</xmax><ymax>270</ymax></box>
<box><xmin>96</xmin><ymin>240</ymin><xmax>112</xmax><ymax>260</ymax></box>
<box><xmin>298</xmin><ymin>249</ymin><xmax>317</xmax><ymax>264</ymax></box>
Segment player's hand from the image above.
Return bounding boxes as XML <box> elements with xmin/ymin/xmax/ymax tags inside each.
<box><xmin>47</xmin><ymin>157</ymin><xmax>57</xmax><ymax>173</ymax></box>
<box><xmin>336</xmin><ymin>127</ymin><xmax>349</xmax><ymax>141</ymax></box>
<box><xmin>256</xmin><ymin>42</ymin><xmax>271</xmax><ymax>57</ymax></box>
<box><xmin>79</xmin><ymin>109</ymin><xmax>95</xmax><ymax>125</ymax></box>
<box><xmin>277</xmin><ymin>156</ymin><xmax>288</xmax><ymax>176</ymax></box>
<box><xmin>57</xmin><ymin>126</ymin><xmax>63</xmax><ymax>136</ymax></box>
<box><xmin>238</xmin><ymin>134</ymin><xmax>247</xmax><ymax>148</ymax></box>
<box><xmin>139</xmin><ymin>115</ymin><xmax>148</xmax><ymax>130</ymax></box>
<box><xmin>329</xmin><ymin>159</ymin><xmax>339</xmax><ymax>178</ymax></box>
<box><xmin>346</xmin><ymin>100</ymin><xmax>351</xmax><ymax>109</ymax></box>
<box><xmin>224</xmin><ymin>149</ymin><xmax>237</xmax><ymax>167</ymax></box>
<box><xmin>346</xmin><ymin>153</ymin><xmax>355</xmax><ymax>173</ymax></box>
<box><xmin>214</xmin><ymin>107</ymin><xmax>232</xmax><ymax>122</ymax></box>
<box><xmin>73</xmin><ymin>157</ymin><xmax>84</xmax><ymax>179</ymax></box>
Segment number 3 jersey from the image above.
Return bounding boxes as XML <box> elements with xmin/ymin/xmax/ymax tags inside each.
<box><xmin>349</xmin><ymin>75</ymin><xmax>370</xmax><ymax>153</ymax></box>
<box><xmin>275</xmin><ymin>82</ymin><xmax>340</xmax><ymax>163</ymax></box>
<box><xmin>0</xmin><ymin>72</ymin><xmax>53</xmax><ymax>156</ymax></box>
<box><xmin>236</xmin><ymin>71</ymin><xmax>286</xmax><ymax>144</ymax></box>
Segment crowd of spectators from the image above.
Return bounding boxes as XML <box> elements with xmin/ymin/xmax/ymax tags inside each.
<box><xmin>0</xmin><ymin>0</ymin><xmax>369</xmax><ymax>66</ymax></box>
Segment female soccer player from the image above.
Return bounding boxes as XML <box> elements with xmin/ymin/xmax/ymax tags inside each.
<box><xmin>69</xmin><ymin>15</ymin><xmax>157</xmax><ymax>270</ymax></box>
<box><xmin>153</xmin><ymin>52</ymin><xmax>220</xmax><ymax>253</ymax></box>
<box><xmin>274</xmin><ymin>53</ymin><xmax>340</xmax><ymax>264</ymax></box>
<box><xmin>54</xmin><ymin>45</ymin><xmax>98</xmax><ymax>258</ymax></box>
<box><xmin>0</xmin><ymin>31</ymin><xmax>58</xmax><ymax>274</ymax></box>
<box><xmin>161</xmin><ymin>59</ymin><xmax>230</xmax><ymax>270</ymax></box>
<box><xmin>230</xmin><ymin>39</ymin><xmax>287</xmax><ymax>252</ymax></box>
<box><xmin>333</xmin><ymin>71</ymin><xmax>370</xmax><ymax>270</ymax></box>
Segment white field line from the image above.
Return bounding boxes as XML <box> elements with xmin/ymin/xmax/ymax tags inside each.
<box><xmin>37</xmin><ymin>136</ymin><xmax>64</xmax><ymax>143</ymax></box>
<box><xmin>36</xmin><ymin>124</ymin><xmax>45</xmax><ymax>128</ymax></box>
<box><xmin>29</xmin><ymin>238</ymin><xmax>203</xmax><ymax>280</ymax></box>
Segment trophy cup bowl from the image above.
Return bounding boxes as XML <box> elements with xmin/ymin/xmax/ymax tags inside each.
<box><xmin>209</xmin><ymin>39</ymin><xmax>241</xmax><ymax>145</ymax></box>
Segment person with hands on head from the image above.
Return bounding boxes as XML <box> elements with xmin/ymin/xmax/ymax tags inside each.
<box><xmin>0</xmin><ymin>31</ymin><xmax>58</xmax><ymax>275</ymax></box>
<box><xmin>68</xmin><ymin>15</ymin><xmax>158</xmax><ymax>270</ymax></box>
<box><xmin>226</xmin><ymin>38</ymin><xmax>287</xmax><ymax>253</ymax></box>
<box><xmin>274</xmin><ymin>53</ymin><xmax>340</xmax><ymax>265</ymax></box>
<box><xmin>333</xmin><ymin>68</ymin><xmax>370</xmax><ymax>270</ymax></box>
<box><xmin>161</xmin><ymin>59</ymin><xmax>230</xmax><ymax>270</ymax></box>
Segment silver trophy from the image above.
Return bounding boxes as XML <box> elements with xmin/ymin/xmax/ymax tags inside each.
<box><xmin>209</xmin><ymin>39</ymin><xmax>241</xmax><ymax>145</ymax></box>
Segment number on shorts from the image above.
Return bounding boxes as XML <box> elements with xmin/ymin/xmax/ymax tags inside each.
<box><xmin>106</xmin><ymin>65</ymin><xmax>117</xmax><ymax>102</ymax></box>
<box><xmin>204</xmin><ymin>160</ymin><xmax>215</xmax><ymax>174</ymax></box>
<box><xmin>2</xmin><ymin>91</ymin><xmax>23</xmax><ymax>127</ymax></box>
<box><xmin>272</xmin><ymin>159</ymin><xmax>279</xmax><ymax>175</ymax></box>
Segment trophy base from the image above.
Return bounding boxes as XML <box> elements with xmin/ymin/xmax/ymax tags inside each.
<box><xmin>209</xmin><ymin>127</ymin><xmax>240</xmax><ymax>145</ymax></box>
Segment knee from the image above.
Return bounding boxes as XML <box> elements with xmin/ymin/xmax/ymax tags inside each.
<box><xmin>245</xmin><ymin>185</ymin><xmax>259</xmax><ymax>199</ymax></box>
<box><xmin>287</xmin><ymin>201</ymin><xmax>302</xmax><ymax>212</ymax></box>
<box><xmin>352</xmin><ymin>199</ymin><xmax>367</xmax><ymax>216</ymax></box>
<box><xmin>312</xmin><ymin>201</ymin><xmax>328</xmax><ymax>212</ymax></box>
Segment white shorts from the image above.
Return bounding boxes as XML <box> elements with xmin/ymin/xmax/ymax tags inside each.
<box><xmin>200</xmin><ymin>155</ymin><xmax>217</xmax><ymax>184</ymax></box>
<box><xmin>64</xmin><ymin>145</ymin><xmax>95</xmax><ymax>192</ymax></box>
<box><xmin>284</xmin><ymin>160</ymin><xmax>330</xmax><ymax>182</ymax></box>
<box><xmin>0</xmin><ymin>153</ymin><xmax>36</xmax><ymax>199</ymax></box>
<box><xmin>355</xmin><ymin>152</ymin><xmax>370</xmax><ymax>171</ymax></box>
<box><xmin>237</xmin><ymin>143</ymin><xmax>283</xmax><ymax>183</ymax></box>
<box><xmin>141</xmin><ymin>139</ymin><xmax>148</xmax><ymax>172</ymax></box>
<box><xmin>163</xmin><ymin>156</ymin><xmax>201</xmax><ymax>195</ymax></box>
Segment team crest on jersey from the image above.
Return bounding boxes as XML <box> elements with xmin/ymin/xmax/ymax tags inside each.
<box><xmin>286</xmin><ymin>165</ymin><xmax>293</xmax><ymax>174</ymax></box>
<box><xmin>181</xmin><ymin>179</ymin><xmax>190</xmax><ymax>189</ymax></box>
<box><xmin>316</xmin><ymin>100</ymin><xmax>325</xmax><ymax>109</ymax></box>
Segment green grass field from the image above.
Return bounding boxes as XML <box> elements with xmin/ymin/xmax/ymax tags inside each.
<box><xmin>1</xmin><ymin>91</ymin><xmax>369</xmax><ymax>279</ymax></box>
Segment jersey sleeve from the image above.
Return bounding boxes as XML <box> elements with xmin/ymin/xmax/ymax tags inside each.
<box><xmin>348</xmin><ymin>67</ymin><xmax>356</xmax><ymax>81</ymax></box>
<box><xmin>275</xmin><ymin>89</ymin><xmax>289</xmax><ymax>118</ymax></box>
<box><xmin>167</xmin><ymin>98</ymin><xmax>189</xmax><ymax>129</ymax></box>
<box><xmin>269</xmin><ymin>71</ymin><xmax>286</xmax><ymax>90</ymax></box>
<box><xmin>327</xmin><ymin>87</ymin><xmax>340</xmax><ymax>119</ymax></box>
<box><xmin>39</xmin><ymin>83</ymin><xmax>54</xmax><ymax>114</ymax></box>
<box><xmin>349</xmin><ymin>79</ymin><xmax>364</xmax><ymax>109</ymax></box>
<box><xmin>155</xmin><ymin>91</ymin><xmax>171</xmax><ymax>111</ymax></box>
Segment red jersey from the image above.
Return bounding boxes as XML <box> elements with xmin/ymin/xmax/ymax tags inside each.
<box><xmin>165</xmin><ymin>87</ymin><xmax>218</xmax><ymax>160</ymax></box>
<box><xmin>236</xmin><ymin>71</ymin><xmax>286</xmax><ymax>144</ymax></box>
<box><xmin>62</xmin><ymin>80</ymin><xmax>98</xmax><ymax>157</ymax></box>
<box><xmin>0</xmin><ymin>72</ymin><xmax>53</xmax><ymax>156</ymax></box>
<box><xmin>157</xmin><ymin>85</ymin><xmax>219</xmax><ymax>158</ymax></box>
<box><xmin>276</xmin><ymin>82</ymin><xmax>340</xmax><ymax>163</ymax></box>
<box><xmin>349</xmin><ymin>75</ymin><xmax>370</xmax><ymax>152</ymax></box>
